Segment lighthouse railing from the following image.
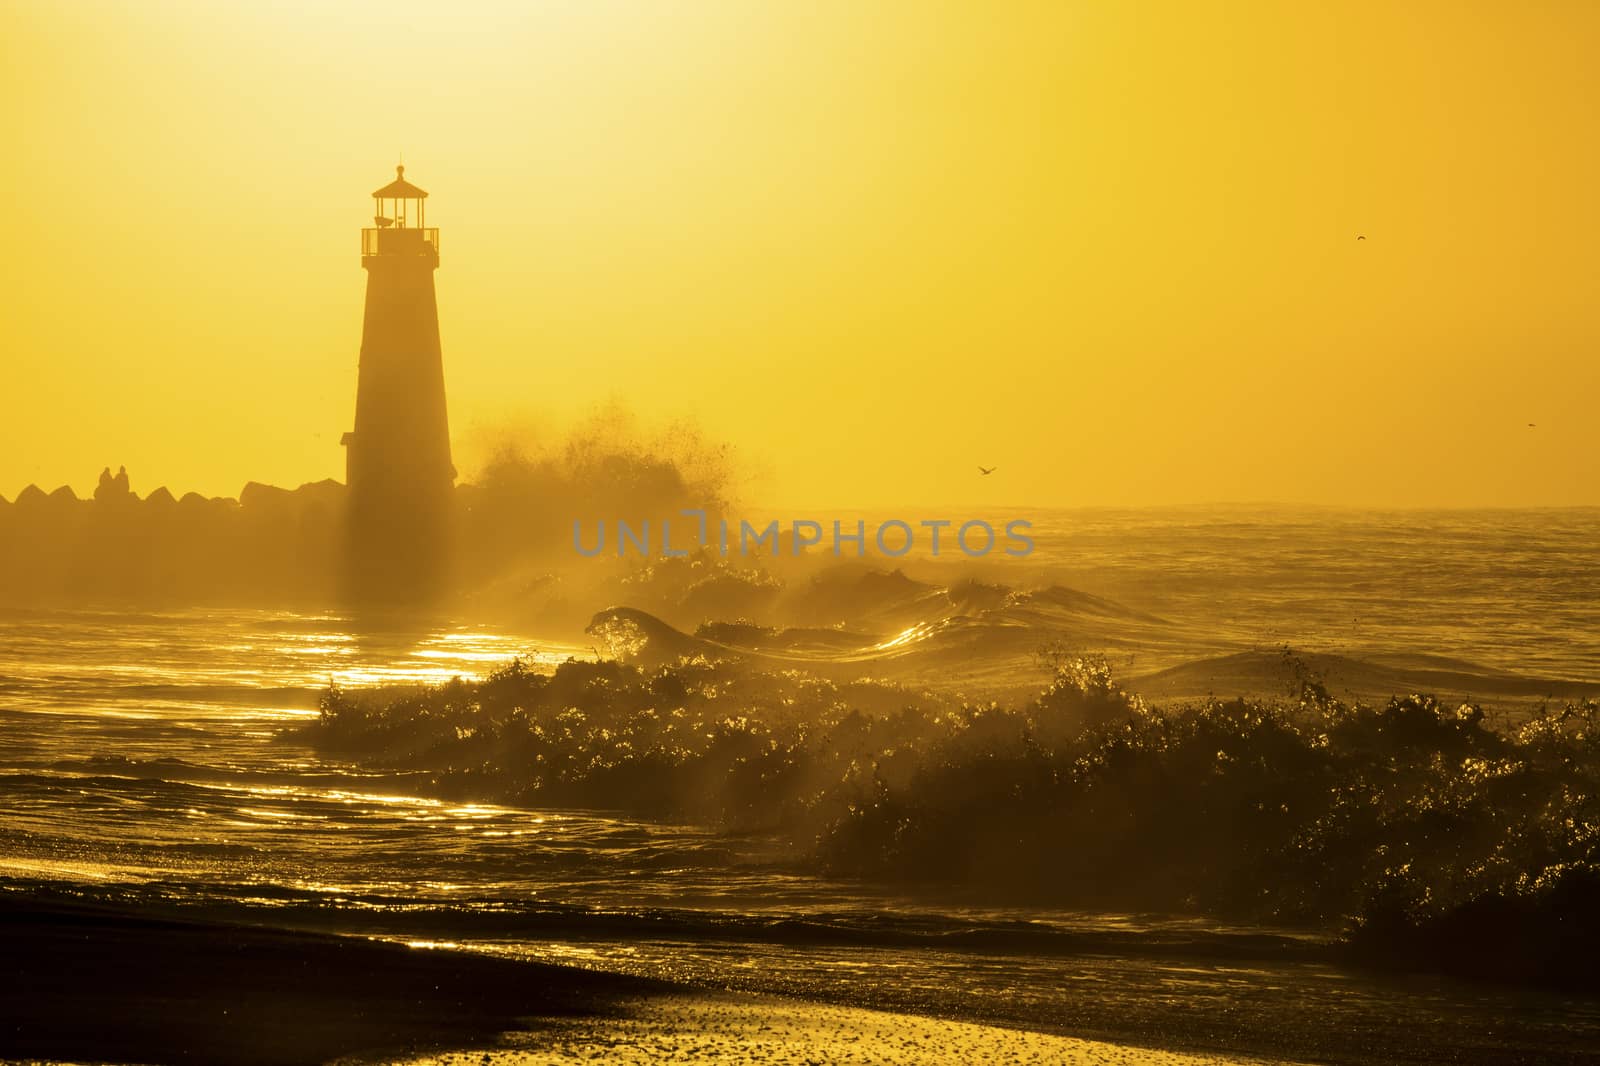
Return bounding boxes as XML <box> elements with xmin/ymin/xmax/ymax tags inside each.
<box><xmin>361</xmin><ymin>228</ymin><xmax>440</xmax><ymax>260</ymax></box>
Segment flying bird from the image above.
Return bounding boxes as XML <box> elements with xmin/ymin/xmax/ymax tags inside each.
<box><xmin>1356</xmin><ymin>235</ymin><xmax>1366</xmax><ymax>240</ymax></box>
<box><xmin>1528</xmin><ymin>423</ymin><xmax>1537</xmax><ymax>428</ymax></box>
<box><xmin>978</xmin><ymin>466</ymin><xmax>996</xmax><ymax>476</ymax></box>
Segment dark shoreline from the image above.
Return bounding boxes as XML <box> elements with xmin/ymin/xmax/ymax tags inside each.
<box><xmin>0</xmin><ymin>893</ymin><xmax>676</xmax><ymax>1065</ymax></box>
<box><xmin>7</xmin><ymin>888</ymin><xmax>1600</xmax><ymax>1066</ymax></box>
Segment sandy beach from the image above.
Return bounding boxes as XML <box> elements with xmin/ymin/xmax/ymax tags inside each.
<box><xmin>3</xmin><ymin>892</ymin><xmax>1308</xmax><ymax>1066</ymax></box>
<box><xmin>379</xmin><ymin>993</ymin><xmax>1301</xmax><ymax>1066</ymax></box>
<box><xmin>0</xmin><ymin>894</ymin><xmax>666</xmax><ymax>1065</ymax></box>
<box><xmin>3</xmin><ymin>894</ymin><xmax>1299</xmax><ymax>1066</ymax></box>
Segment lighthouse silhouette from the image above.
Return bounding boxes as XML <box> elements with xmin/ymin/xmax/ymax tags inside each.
<box><xmin>341</xmin><ymin>165</ymin><xmax>455</xmax><ymax>603</ymax></box>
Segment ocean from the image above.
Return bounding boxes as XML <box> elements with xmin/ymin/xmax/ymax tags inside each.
<box><xmin>3</xmin><ymin>506</ymin><xmax>1599</xmax><ymax>1061</ymax></box>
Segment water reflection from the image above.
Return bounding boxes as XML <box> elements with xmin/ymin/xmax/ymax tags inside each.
<box><xmin>4</xmin><ymin>606</ymin><xmax>1600</xmax><ymax>1062</ymax></box>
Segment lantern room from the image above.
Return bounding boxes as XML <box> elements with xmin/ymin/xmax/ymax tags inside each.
<box><xmin>361</xmin><ymin>165</ymin><xmax>439</xmax><ymax>263</ymax></box>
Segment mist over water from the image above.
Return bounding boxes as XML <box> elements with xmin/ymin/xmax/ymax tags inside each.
<box><xmin>3</xmin><ymin>507</ymin><xmax>1599</xmax><ymax>1061</ymax></box>
<box><xmin>975</xmin><ymin>505</ymin><xmax>1600</xmax><ymax>679</ymax></box>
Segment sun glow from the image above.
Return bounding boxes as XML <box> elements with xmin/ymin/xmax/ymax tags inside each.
<box><xmin>4</xmin><ymin>1</ymin><xmax>1598</xmax><ymax>508</ymax></box>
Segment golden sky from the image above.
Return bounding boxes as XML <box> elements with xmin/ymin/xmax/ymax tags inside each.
<box><xmin>3</xmin><ymin>1</ymin><xmax>1596</xmax><ymax>507</ymax></box>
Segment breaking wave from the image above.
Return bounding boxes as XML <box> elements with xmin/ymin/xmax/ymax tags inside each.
<box><xmin>310</xmin><ymin>647</ymin><xmax>1600</xmax><ymax>987</ymax></box>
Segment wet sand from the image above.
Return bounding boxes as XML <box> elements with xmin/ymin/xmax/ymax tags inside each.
<box><xmin>2</xmin><ymin>894</ymin><xmax>1294</xmax><ymax>1066</ymax></box>
<box><xmin>382</xmin><ymin>993</ymin><xmax>1301</xmax><ymax>1065</ymax></box>
<box><xmin>0</xmin><ymin>894</ymin><xmax>669</xmax><ymax>1065</ymax></box>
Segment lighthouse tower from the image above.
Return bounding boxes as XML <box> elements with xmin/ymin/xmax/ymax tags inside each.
<box><xmin>342</xmin><ymin>166</ymin><xmax>455</xmax><ymax>602</ymax></box>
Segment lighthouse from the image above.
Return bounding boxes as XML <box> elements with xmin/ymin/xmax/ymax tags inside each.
<box><xmin>342</xmin><ymin>166</ymin><xmax>455</xmax><ymax>602</ymax></box>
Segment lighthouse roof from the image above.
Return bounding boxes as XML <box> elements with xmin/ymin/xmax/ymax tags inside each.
<box><xmin>372</xmin><ymin>165</ymin><xmax>427</xmax><ymax>199</ymax></box>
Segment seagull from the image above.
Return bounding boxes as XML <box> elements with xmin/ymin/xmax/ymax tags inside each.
<box><xmin>978</xmin><ymin>466</ymin><xmax>996</xmax><ymax>476</ymax></box>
